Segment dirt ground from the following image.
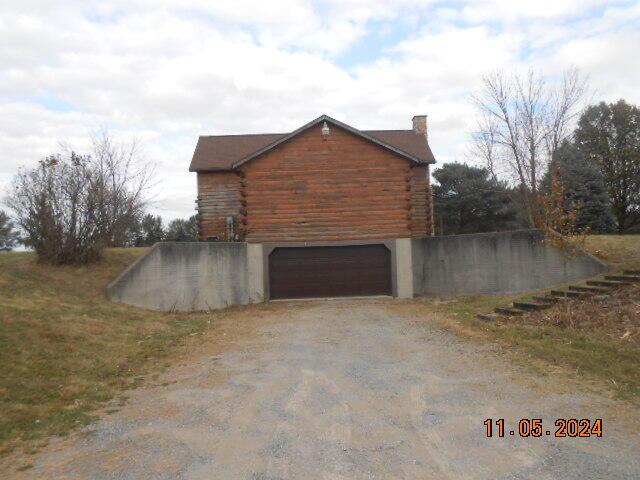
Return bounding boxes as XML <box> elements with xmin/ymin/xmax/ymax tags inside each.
<box><xmin>5</xmin><ymin>300</ymin><xmax>640</xmax><ymax>479</ymax></box>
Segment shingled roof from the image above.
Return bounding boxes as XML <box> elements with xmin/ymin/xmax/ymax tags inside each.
<box><xmin>189</xmin><ymin>114</ymin><xmax>436</xmax><ymax>172</ymax></box>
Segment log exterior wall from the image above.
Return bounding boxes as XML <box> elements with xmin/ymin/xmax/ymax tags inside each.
<box><xmin>197</xmin><ymin>172</ymin><xmax>242</xmax><ymax>240</ymax></box>
<box><xmin>197</xmin><ymin>123</ymin><xmax>433</xmax><ymax>242</ymax></box>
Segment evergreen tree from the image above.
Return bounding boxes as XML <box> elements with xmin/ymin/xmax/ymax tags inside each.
<box><xmin>574</xmin><ymin>100</ymin><xmax>640</xmax><ymax>233</ymax></box>
<box><xmin>165</xmin><ymin>216</ymin><xmax>198</xmax><ymax>242</ymax></box>
<box><xmin>433</xmin><ymin>163</ymin><xmax>521</xmax><ymax>234</ymax></box>
<box><xmin>542</xmin><ymin>141</ymin><xmax>616</xmax><ymax>233</ymax></box>
<box><xmin>134</xmin><ymin>214</ymin><xmax>164</xmax><ymax>246</ymax></box>
<box><xmin>0</xmin><ymin>210</ymin><xmax>19</xmax><ymax>251</ymax></box>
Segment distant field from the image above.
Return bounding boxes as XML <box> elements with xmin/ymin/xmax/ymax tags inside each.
<box><xmin>0</xmin><ymin>248</ymin><xmax>219</xmax><ymax>456</ymax></box>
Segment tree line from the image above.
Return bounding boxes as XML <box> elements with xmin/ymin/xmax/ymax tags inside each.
<box><xmin>434</xmin><ymin>73</ymin><xmax>640</xmax><ymax>236</ymax></box>
<box><xmin>0</xmin><ymin>208</ymin><xmax>198</xmax><ymax>253</ymax></box>
<box><xmin>126</xmin><ymin>214</ymin><xmax>198</xmax><ymax>246</ymax></box>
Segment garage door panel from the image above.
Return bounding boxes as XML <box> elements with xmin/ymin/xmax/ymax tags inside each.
<box><xmin>268</xmin><ymin>245</ymin><xmax>391</xmax><ymax>299</ymax></box>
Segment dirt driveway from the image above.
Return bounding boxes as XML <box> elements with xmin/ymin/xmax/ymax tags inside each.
<box><xmin>10</xmin><ymin>300</ymin><xmax>640</xmax><ymax>479</ymax></box>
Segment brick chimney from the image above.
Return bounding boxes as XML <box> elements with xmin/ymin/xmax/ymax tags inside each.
<box><xmin>412</xmin><ymin>115</ymin><xmax>428</xmax><ymax>139</ymax></box>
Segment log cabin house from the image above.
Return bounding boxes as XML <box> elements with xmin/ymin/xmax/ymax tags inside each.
<box><xmin>189</xmin><ymin>114</ymin><xmax>436</xmax><ymax>299</ymax></box>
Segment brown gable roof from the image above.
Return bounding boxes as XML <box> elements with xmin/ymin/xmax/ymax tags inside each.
<box><xmin>365</xmin><ymin>130</ymin><xmax>436</xmax><ymax>165</ymax></box>
<box><xmin>190</xmin><ymin>133</ymin><xmax>285</xmax><ymax>172</ymax></box>
<box><xmin>189</xmin><ymin>115</ymin><xmax>436</xmax><ymax>172</ymax></box>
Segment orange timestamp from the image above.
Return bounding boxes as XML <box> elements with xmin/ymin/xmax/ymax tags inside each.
<box><xmin>484</xmin><ymin>418</ymin><xmax>603</xmax><ymax>438</ymax></box>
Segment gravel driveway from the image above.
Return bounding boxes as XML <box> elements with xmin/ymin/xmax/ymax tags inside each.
<box><xmin>11</xmin><ymin>300</ymin><xmax>640</xmax><ymax>479</ymax></box>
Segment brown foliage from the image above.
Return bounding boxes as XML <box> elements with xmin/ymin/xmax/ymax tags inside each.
<box><xmin>539</xmin><ymin>167</ymin><xmax>589</xmax><ymax>251</ymax></box>
<box><xmin>509</xmin><ymin>284</ymin><xmax>640</xmax><ymax>345</ymax></box>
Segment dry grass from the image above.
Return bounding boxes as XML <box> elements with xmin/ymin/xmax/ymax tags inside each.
<box><xmin>431</xmin><ymin>235</ymin><xmax>640</xmax><ymax>401</ymax></box>
<box><xmin>516</xmin><ymin>284</ymin><xmax>640</xmax><ymax>340</ymax></box>
<box><xmin>493</xmin><ymin>284</ymin><xmax>640</xmax><ymax>399</ymax></box>
<box><xmin>584</xmin><ymin>234</ymin><xmax>640</xmax><ymax>270</ymax></box>
<box><xmin>0</xmin><ymin>249</ymin><xmax>227</xmax><ymax>456</ymax></box>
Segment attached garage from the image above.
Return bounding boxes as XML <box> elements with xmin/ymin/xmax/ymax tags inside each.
<box><xmin>268</xmin><ymin>244</ymin><xmax>392</xmax><ymax>299</ymax></box>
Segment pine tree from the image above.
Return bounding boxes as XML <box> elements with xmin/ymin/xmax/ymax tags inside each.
<box><xmin>574</xmin><ymin>100</ymin><xmax>640</xmax><ymax>233</ymax></box>
<box><xmin>133</xmin><ymin>214</ymin><xmax>165</xmax><ymax>246</ymax></box>
<box><xmin>433</xmin><ymin>163</ymin><xmax>521</xmax><ymax>234</ymax></box>
<box><xmin>542</xmin><ymin>141</ymin><xmax>616</xmax><ymax>233</ymax></box>
<box><xmin>0</xmin><ymin>210</ymin><xmax>19</xmax><ymax>251</ymax></box>
<box><xmin>165</xmin><ymin>216</ymin><xmax>198</xmax><ymax>242</ymax></box>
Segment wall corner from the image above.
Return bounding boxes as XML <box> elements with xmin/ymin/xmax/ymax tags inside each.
<box><xmin>247</xmin><ymin>243</ymin><xmax>265</xmax><ymax>303</ymax></box>
<box><xmin>394</xmin><ymin>238</ymin><xmax>414</xmax><ymax>299</ymax></box>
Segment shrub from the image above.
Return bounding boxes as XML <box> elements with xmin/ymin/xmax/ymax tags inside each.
<box><xmin>6</xmin><ymin>135</ymin><xmax>150</xmax><ymax>264</ymax></box>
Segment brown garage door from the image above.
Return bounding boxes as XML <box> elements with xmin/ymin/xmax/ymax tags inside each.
<box><xmin>268</xmin><ymin>244</ymin><xmax>392</xmax><ymax>299</ymax></box>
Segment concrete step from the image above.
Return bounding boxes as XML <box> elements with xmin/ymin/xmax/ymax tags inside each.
<box><xmin>569</xmin><ymin>285</ymin><xmax>610</xmax><ymax>293</ymax></box>
<box><xmin>551</xmin><ymin>290</ymin><xmax>587</xmax><ymax>298</ymax></box>
<box><xmin>605</xmin><ymin>274</ymin><xmax>640</xmax><ymax>282</ymax></box>
<box><xmin>477</xmin><ymin>313</ymin><xmax>502</xmax><ymax>321</ymax></box>
<box><xmin>494</xmin><ymin>307</ymin><xmax>526</xmax><ymax>316</ymax></box>
<box><xmin>532</xmin><ymin>295</ymin><xmax>566</xmax><ymax>304</ymax></box>
<box><xmin>624</xmin><ymin>269</ymin><xmax>640</xmax><ymax>275</ymax></box>
<box><xmin>587</xmin><ymin>280</ymin><xmax>628</xmax><ymax>288</ymax></box>
<box><xmin>513</xmin><ymin>301</ymin><xmax>553</xmax><ymax>311</ymax></box>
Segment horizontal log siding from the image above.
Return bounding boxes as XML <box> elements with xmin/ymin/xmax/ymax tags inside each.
<box><xmin>409</xmin><ymin>165</ymin><xmax>433</xmax><ymax>237</ymax></box>
<box><xmin>240</xmin><ymin>124</ymin><xmax>428</xmax><ymax>242</ymax></box>
<box><xmin>427</xmin><ymin>168</ymin><xmax>434</xmax><ymax>235</ymax></box>
<box><xmin>197</xmin><ymin>172</ymin><xmax>242</xmax><ymax>240</ymax></box>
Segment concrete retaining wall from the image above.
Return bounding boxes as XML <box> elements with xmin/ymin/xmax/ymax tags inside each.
<box><xmin>108</xmin><ymin>230</ymin><xmax>608</xmax><ymax>311</ymax></box>
<box><xmin>107</xmin><ymin>242</ymin><xmax>264</xmax><ymax>311</ymax></box>
<box><xmin>412</xmin><ymin>229</ymin><xmax>607</xmax><ymax>296</ymax></box>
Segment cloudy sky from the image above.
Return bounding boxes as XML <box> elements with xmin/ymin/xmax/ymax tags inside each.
<box><xmin>2</xmin><ymin>0</ymin><xmax>639</xmax><ymax>221</ymax></box>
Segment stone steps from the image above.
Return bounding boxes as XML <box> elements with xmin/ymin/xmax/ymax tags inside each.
<box><xmin>532</xmin><ymin>295</ymin><xmax>566</xmax><ymax>304</ymax></box>
<box><xmin>568</xmin><ymin>285</ymin><xmax>610</xmax><ymax>293</ymax></box>
<box><xmin>513</xmin><ymin>301</ymin><xmax>553</xmax><ymax>311</ymax></box>
<box><xmin>478</xmin><ymin>269</ymin><xmax>635</xmax><ymax>321</ymax></box>
<box><xmin>605</xmin><ymin>274</ymin><xmax>640</xmax><ymax>282</ymax></box>
<box><xmin>551</xmin><ymin>289</ymin><xmax>589</xmax><ymax>298</ymax></box>
<box><xmin>494</xmin><ymin>307</ymin><xmax>526</xmax><ymax>316</ymax></box>
<box><xmin>587</xmin><ymin>279</ymin><xmax>628</xmax><ymax>288</ymax></box>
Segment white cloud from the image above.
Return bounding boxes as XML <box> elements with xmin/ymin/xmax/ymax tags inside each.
<box><xmin>1</xmin><ymin>0</ymin><xmax>639</xmax><ymax>220</ymax></box>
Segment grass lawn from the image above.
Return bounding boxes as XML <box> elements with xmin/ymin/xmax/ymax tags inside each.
<box><xmin>584</xmin><ymin>234</ymin><xmax>640</xmax><ymax>270</ymax></box>
<box><xmin>428</xmin><ymin>234</ymin><xmax>640</xmax><ymax>401</ymax></box>
<box><xmin>0</xmin><ymin>249</ymin><xmax>223</xmax><ymax>456</ymax></box>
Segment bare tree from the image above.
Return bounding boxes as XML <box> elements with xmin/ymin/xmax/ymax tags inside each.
<box><xmin>471</xmin><ymin>69</ymin><xmax>588</xmax><ymax>227</ymax></box>
<box><xmin>89</xmin><ymin>131</ymin><xmax>154</xmax><ymax>246</ymax></box>
<box><xmin>6</xmin><ymin>133</ymin><xmax>153</xmax><ymax>264</ymax></box>
<box><xmin>470</xmin><ymin>114</ymin><xmax>500</xmax><ymax>180</ymax></box>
